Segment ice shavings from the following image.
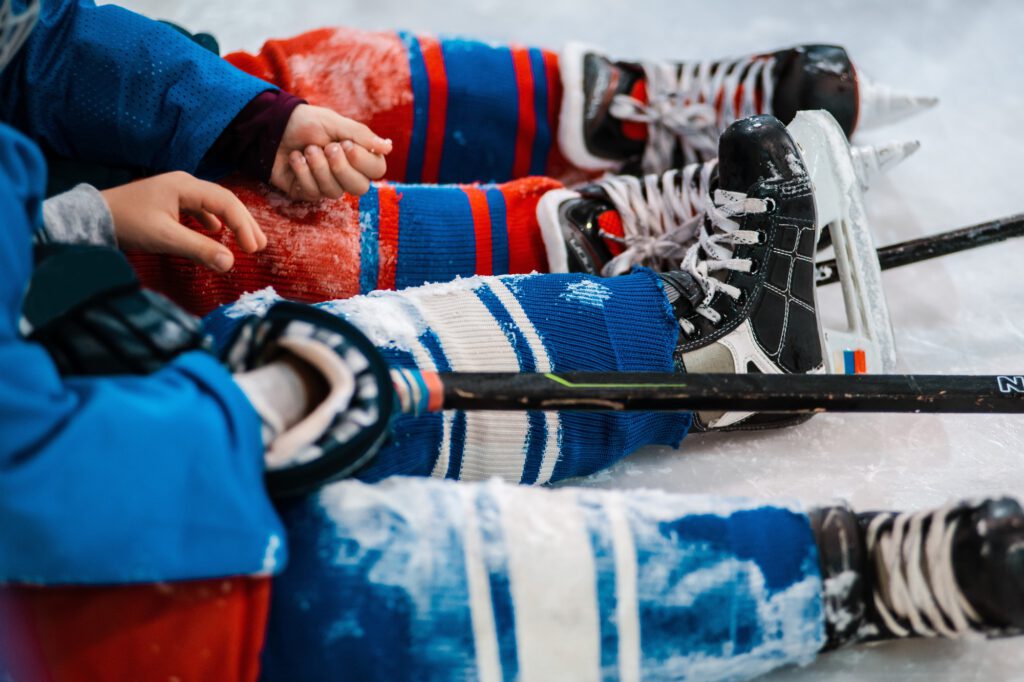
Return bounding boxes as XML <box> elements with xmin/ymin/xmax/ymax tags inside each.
<box><xmin>223</xmin><ymin>287</ymin><xmax>282</xmax><ymax>318</ymax></box>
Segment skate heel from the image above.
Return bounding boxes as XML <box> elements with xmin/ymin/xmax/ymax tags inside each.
<box><xmin>786</xmin><ymin>110</ymin><xmax>898</xmax><ymax>374</ymax></box>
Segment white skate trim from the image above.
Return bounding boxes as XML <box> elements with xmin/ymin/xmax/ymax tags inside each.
<box><xmin>704</xmin><ymin>320</ymin><xmax>783</xmax><ymax>429</ymax></box>
<box><xmin>557</xmin><ymin>41</ymin><xmax>623</xmax><ymax>172</ymax></box>
<box><xmin>787</xmin><ymin>110</ymin><xmax>898</xmax><ymax>374</ymax></box>
<box><xmin>536</xmin><ymin>188</ymin><xmax>581</xmax><ymax>273</ymax></box>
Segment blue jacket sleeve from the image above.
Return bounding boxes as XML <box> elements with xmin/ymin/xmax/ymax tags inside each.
<box><xmin>0</xmin><ymin>0</ymin><xmax>275</xmax><ymax>175</ymax></box>
<box><xmin>0</xmin><ymin>124</ymin><xmax>286</xmax><ymax>584</ymax></box>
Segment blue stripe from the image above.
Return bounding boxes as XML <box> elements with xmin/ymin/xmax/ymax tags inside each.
<box><xmin>446</xmin><ymin>411</ymin><xmax>467</xmax><ymax>480</ymax></box>
<box><xmin>486</xmin><ymin>186</ymin><xmax>510</xmax><ymax>275</ymax></box>
<box><xmin>395</xmin><ymin>185</ymin><xmax>479</xmax><ymax>290</ymax></box>
<box><xmin>401</xmin><ymin>32</ymin><xmax>429</xmax><ymax>184</ymax></box>
<box><xmin>843</xmin><ymin>349</ymin><xmax>855</xmax><ymax>375</ymax></box>
<box><xmin>358</xmin><ymin>187</ymin><xmax>380</xmax><ymax>294</ymax></box>
<box><xmin>528</xmin><ymin>48</ymin><xmax>551</xmax><ymax>176</ymax></box>
<box><xmin>439</xmin><ymin>39</ymin><xmax>518</xmax><ymax>182</ymax></box>
<box><xmin>410</xmin><ymin>368</ymin><xmax>431</xmax><ymax>416</ymax></box>
<box><xmin>475</xmin><ymin>489</ymin><xmax>519</xmax><ymax>680</ymax></box>
<box><xmin>580</xmin><ymin>500</ymin><xmax>620</xmax><ymax>677</ymax></box>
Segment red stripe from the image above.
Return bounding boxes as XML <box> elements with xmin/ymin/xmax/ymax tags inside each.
<box><xmin>376</xmin><ymin>184</ymin><xmax>401</xmax><ymax>291</ymax></box>
<box><xmin>422</xmin><ymin>371</ymin><xmax>445</xmax><ymax>412</ymax></box>
<box><xmin>463</xmin><ymin>186</ymin><xmax>494</xmax><ymax>276</ymax></box>
<box><xmin>501</xmin><ymin>176</ymin><xmax>565</xmax><ymax>273</ymax></box>
<box><xmin>418</xmin><ymin>36</ymin><xmax>448</xmax><ymax>184</ymax></box>
<box><xmin>542</xmin><ymin>50</ymin><xmax>563</xmax><ymax>174</ymax></box>
<box><xmin>854</xmin><ymin>349</ymin><xmax>868</xmax><ymax>374</ymax></box>
<box><xmin>511</xmin><ymin>46</ymin><xmax>538</xmax><ymax>179</ymax></box>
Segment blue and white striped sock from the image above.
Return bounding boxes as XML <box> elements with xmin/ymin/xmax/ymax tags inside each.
<box><xmin>206</xmin><ymin>268</ymin><xmax>690</xmax><ymax>485</ymax></box>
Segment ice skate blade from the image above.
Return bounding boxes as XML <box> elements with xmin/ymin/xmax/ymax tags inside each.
<box><xmin>787</xmin><ymin>110</ymin><xmax>899</xmax><ymax>374</ymax></box>
<box><xmin>857</xmin><ymin>71</ymin><xmax>939</xmax><ymax>130</ymax></box>
<box><xmin>850</xmin><ymin>139</ymin><xmax>921</xmax><ymax>191</ymax></box>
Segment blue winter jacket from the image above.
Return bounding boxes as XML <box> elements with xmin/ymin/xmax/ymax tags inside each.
<box><xmin>0</xmin><ymin>0</ymin><xmax>287</xmax><ymax>584</ymax></box>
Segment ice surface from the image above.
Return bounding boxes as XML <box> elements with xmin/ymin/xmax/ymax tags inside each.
<box><xmin>111</xmin><ymin>0</ymin><xmax>1024</xmax><ymax>677</ymax></box>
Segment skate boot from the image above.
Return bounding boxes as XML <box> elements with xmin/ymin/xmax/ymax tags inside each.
<box><xmin>810</xmin><ymin>497</ymin><xmax>1024</xmax><ymax>650</ymax></box>
<box><xmin>539</xmin><ymin>109</ymin><xmax>905</xmax><ymax>389</ymax></box>
<box><xmin>558</xmin><ymin>41</ymin><xmax>937</xmax><ymax>173</ymax></box>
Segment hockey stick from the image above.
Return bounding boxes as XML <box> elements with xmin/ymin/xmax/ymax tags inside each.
<box><xmin>816</xmin><ymin>212</ymin><xmax>1024</xmax><ymax>285</ymax></box>
<box><xmin>391</xmin><ymin>369</ymin><xmax>1024</xmax><ymax>415</ymax></box>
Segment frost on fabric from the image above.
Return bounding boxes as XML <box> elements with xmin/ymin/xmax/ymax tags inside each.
<box><xmin>823</xmin><ymin>570</ymin><xmax>860</xmax><ymax>633</ymax></box>
<box><xmin>285</xmin><ymin>28</ymin><xmax>413</xmax><ymax>123</ymax></box>
<box><xmin>260</xmin><ymin>532</ymin><xmax>284</xmax><ymax>574</ymax></box>
<box><xmin>319</xmin><ymin>291</ymin><xmax>429</xmax><ymax>352</ymax></box>
<box><xmin>223</xmin><ymin>287</ymin><xmax>282</xmax><ymax>318</ymax></box>
<box><xmin>559</xmin><ymin>279</ymin><xmax>612</xmax><ymax>307</ymax></box>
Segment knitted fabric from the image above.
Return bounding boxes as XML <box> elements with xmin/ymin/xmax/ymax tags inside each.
<box><xmin>264</xmin><ymin>477</ymin><xmax>824</xmax><ymax>681</ymax></box>
<box><xmin>204</xmin><ymin>269</ymin><xmax>690</xmax><ymax>485</ymax></box>
<box><xmin>130</xmin><ymin>175</ymin><xmax>562</xmax><ymax>316</ymax></box>
<box><xmin>224</xmin><ymin>27</ymin><xmax>579</xmax><ymax>184</ymax></box>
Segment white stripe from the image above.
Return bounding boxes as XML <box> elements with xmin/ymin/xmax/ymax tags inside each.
<box><xmin>413</xmin><ymin>284</ymin><xmax>529</xmax><ymax>481</ymax></box>
<box><xmin>499</xmin><ymin>485</ymin><xmax>601</xmax><ymax>682</ymax></box>
<box><xmin>488</xmin><ymin>279</ymin><xmax>563</xmax><ymax>484</ymax></box>
<box><xmin>606</xmin><ymin>493</ymin><xmax>641</xmax><ymax>682</ymax></box>
<box><xmin>461</xmin><ymin>486</ymin><xmax>503</xmax><ymax>682</ymax></box>
<box><xmin>486</xmin><ymin>279</ymin><xmax>552</xmax><ymax>372</ymax></box>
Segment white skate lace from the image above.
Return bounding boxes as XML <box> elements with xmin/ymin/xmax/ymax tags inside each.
<box><xmin>866</xmin><ymin>503</ymin><xmax>983</xmax><ymax>638</ymax></box>
<box><xmin>598</xmin><ymin>159</ymin><xmax>717</xmax><ymax>277</ymax></box>
<box><xmin>610</xmin><ymin>55</ymin><xmax>776</xmax><ymax>172</ymax></box>
<box><xmin>0</xmin><ymin>0</ymin><xmax>39</xmax><ymax>72</ymax></box>
<box><xmin>597</xmin><ymin>163</ymin><xmax>766</xmax><ymax>335</ymax></box>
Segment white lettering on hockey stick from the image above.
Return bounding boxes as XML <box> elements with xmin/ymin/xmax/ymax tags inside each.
<box><xmin>996</xmin><ymin>376</ymin><xmax>1024</xmax><ymax>394</ymax></box>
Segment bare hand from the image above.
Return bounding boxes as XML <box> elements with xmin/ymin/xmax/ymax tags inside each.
<box><xmin>102</xmin><ymin>172</ymin><xmax>266</xmax><ymax>273</ymax></box>
<box><xmin>270</xmin><ymin>104</ymin><xmax>392</xmax><ymax>201</ymax></box>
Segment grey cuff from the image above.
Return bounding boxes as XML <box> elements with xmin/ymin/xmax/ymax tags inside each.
<box><xmin>41</xmin><ymin>184</ymin><xmax>117</xmax><ymax>248</ymax></box>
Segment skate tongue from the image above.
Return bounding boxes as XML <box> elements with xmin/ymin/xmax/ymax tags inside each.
<box><xmin>953</xmin><ymin>498</ymin><xmax>1024</xmax><ymax>631</ymax></box>
<box><xmin>850</xmin><ymin>139</ymin><xmax>921</xmax><ymax>190</ymax></box>
<box><xmin>857</xmin><ymin>71</ymin><xmax>939</xmax><ymax>130</ymax></box>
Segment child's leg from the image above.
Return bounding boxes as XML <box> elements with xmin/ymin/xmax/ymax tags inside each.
<box><xmin>262</xmin><ymin>476</ymin><xmax>824</xmax><ymax>681</ymax></box>
<box><xmin>225</xmin><ymin>28</ymin><xmax>578</xmax><ymax>184</ymax></box>
<box><xmin>131</xmin><ymin>176</ymin><xmax>562</xmax><ymax>316</ymax></box>
<box><xmin>204</xmin><ymin>268</ymin><xmax>690</xmax><ymax>484</ymax></box>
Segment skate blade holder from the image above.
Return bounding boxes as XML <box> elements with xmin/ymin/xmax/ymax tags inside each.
<box><xmin>787</xmin><ymin>110</ymin><xmax>899</xmax><ymax>374</ymax></box>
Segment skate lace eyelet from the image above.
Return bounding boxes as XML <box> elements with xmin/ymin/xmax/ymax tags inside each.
<box><xmin>748</xmin><ymin>259</ymin><xmax>760</xmax><ymax>275</ymax></box>
<box><xmin>763</xmin><ymin>197</ymin><xmax>777</xmax><ymax>214</ymax></box>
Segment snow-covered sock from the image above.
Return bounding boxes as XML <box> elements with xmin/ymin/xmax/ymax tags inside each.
<box><xmin>224</xmin><ymin>27</ymin><xmax>577</xmax><ymax>184</ymax></box>
<box><xmin>130</xmin><ymin>176</ymin><xmax>562</xmax><ymax>316</ymax></box>
<box><xmin>204</xmin><ymin>268</ymin><xmax>690</xmax><ymax>485</ymax></box>
<box><xmin>263</xmin><ymin>477</ymin><xmax>823</xmax><ymax>680</ymax></box>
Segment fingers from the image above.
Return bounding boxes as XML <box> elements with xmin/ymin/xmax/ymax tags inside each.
<box><xmin>324</xmin><ymin>143</ymin><xmax>371</xmax><ymax>196</ymax></box>
<box><xmin>288</xmin><ymin>150</ymin><xmax>320</xmax><ymax>202</ymax></box>
<box><xmin>191</xmin><ymin>210</ymin><xmax>223</xmax><ymax>232</ymax></box>
<box><xmin>303</xmin><ymin>145</ymin><xmax>347</xmax><ymax>199</ymax></box>
<box><xmin>341</xmin><ymin>141</ymin><xmax>387</xmax><ymax>181</ymax></box>
<box><xmin>176</xmin><ymin>176</ymin><xmax>266</xmax><ymax>253</ymax></box>
<box><xmin>328</xmin><ymin>117</ymin><xmax>393</xmax><ymax>156</ymax></box>
<box><xmin>153</xmin><ymin>217</ymin><xmax>236</xmax><ymax>273</ymax></box>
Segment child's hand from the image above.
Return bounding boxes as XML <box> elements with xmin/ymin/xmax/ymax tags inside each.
<box><xmin>271</xmin><ymin>104</ymin><xmax>392</xmax><ymax>201</ymax></box>
<box><xmin>102</xmin><ymin>172</ymin><xmax>266</xmax><ymax>273</ymax></box>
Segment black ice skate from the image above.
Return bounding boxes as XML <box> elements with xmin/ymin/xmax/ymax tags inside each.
<box><xmin>810</xmin><ymin>497</ymin><xmax>1024</xmax><ymax>650</ymax></box>
<box><xmin>539</xmin><ymin>112</ymin><xmax>903</xmax><ymax>430</ymax></box>
<box><xmin>558</xmin><ymin>41</ymin><xmax>937</xmax><ymax>173</ymax></box>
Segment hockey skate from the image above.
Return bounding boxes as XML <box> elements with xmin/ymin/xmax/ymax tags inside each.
<box><xmin>558</xmin><ymin>41</ymin><xmax>937</xmax><ymax>173</ymax></box>
<box><xmin>539</xmin><ymin>109</ymin><xmax>903</xmax><ymax>382</ymax></box>
<box><xmin>810</xmin><ymin>496</ymin><xmax>1024</xmax><ymax>649</ymax></box>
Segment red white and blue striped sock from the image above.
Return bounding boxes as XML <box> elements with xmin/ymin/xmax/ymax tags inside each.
<box><xmin>225</xmin><ymin>27</ymin><xmax>577</xmax><ymax>184</ymax></box>
<box><xmin>130</xmin><ymin>175</ymin><xmax>564</xmax><ymax>315</ymax></box>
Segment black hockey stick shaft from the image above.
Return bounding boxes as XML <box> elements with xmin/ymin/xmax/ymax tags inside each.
<box><xmin>392</xmin><ymin>370</ymin><xmax>1024</xmax><ymax>414</ymax></box>
<box><xmin>816</xmin><ymin>212</ymin><xmax>1024</xmax><ymax>285</ymax></box>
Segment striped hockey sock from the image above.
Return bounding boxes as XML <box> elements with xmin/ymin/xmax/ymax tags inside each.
<box><xmin>225</xmin><ymin>27</ymin><xmax>577</xmax><ymax>184</ymax></box>
<box><xmin>130</xmin><ymin>175</ymin><xmax>562</xmax><ymax>315</ymax></box>
<box><xmin>204</xmin><ymin>269</ymin><xmax>691</xmax><ymax>484</ymax></box>
<box><xmin>263</xmin><ymin>477</ymin><xmax>823</xmax><ymax>681</ymax></box>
